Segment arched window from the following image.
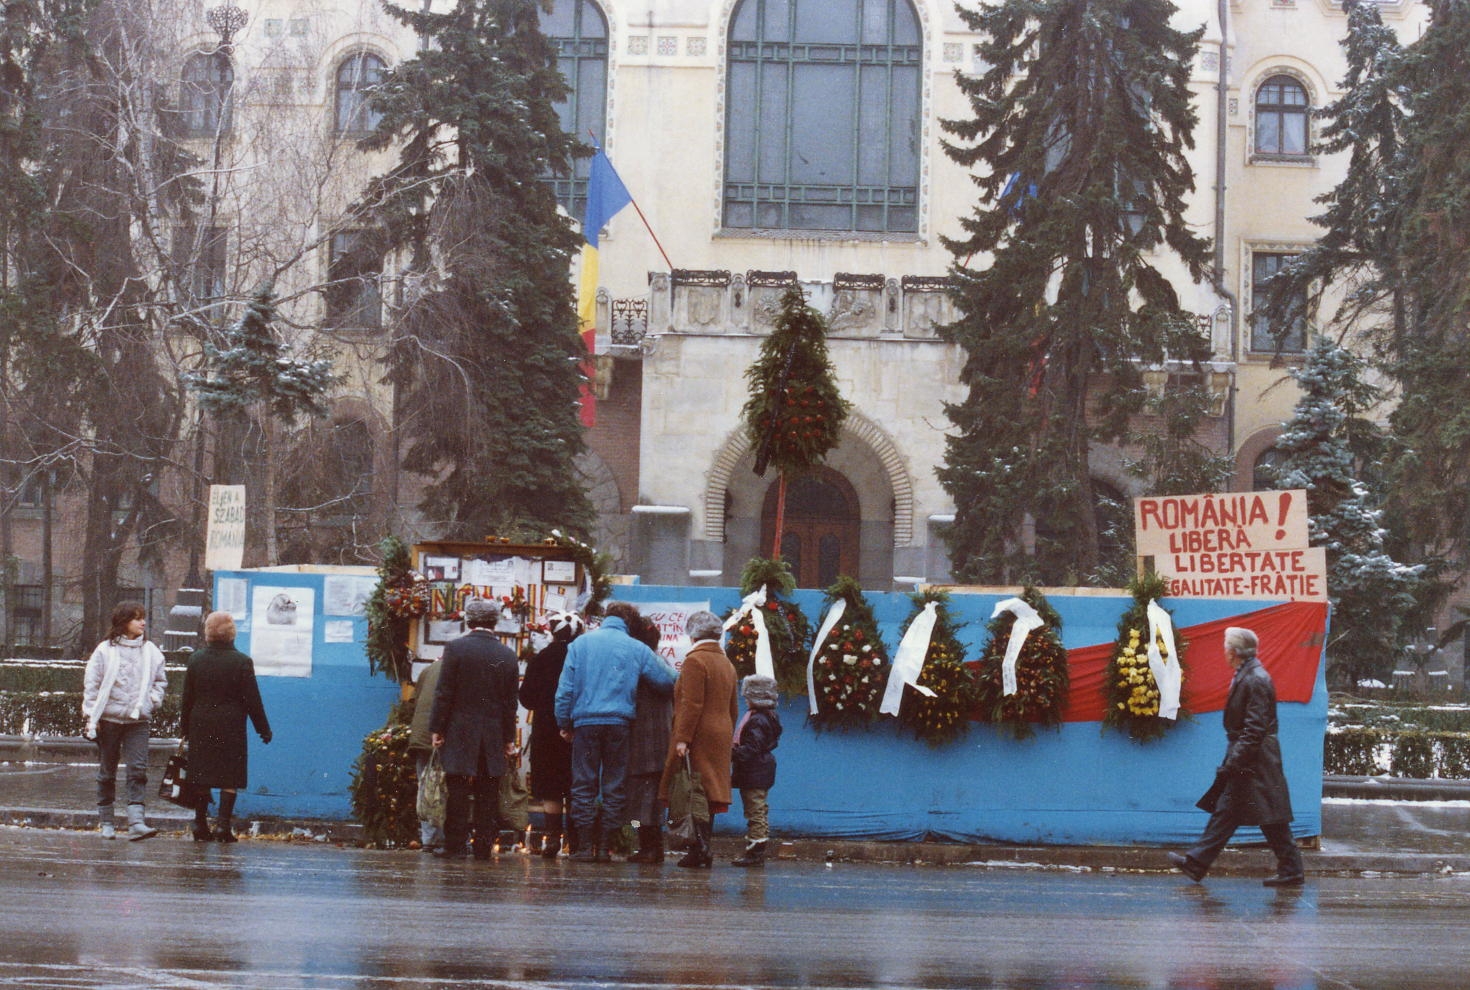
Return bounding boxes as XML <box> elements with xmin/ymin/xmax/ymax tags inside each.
<box><xmin>539</xmin><ymin>0</ymin><xmax>610</xmax><ymax>216</ymax></box>
<box><xmin>335</xmin><ymin>52</ymin><xmax>386</xmax><ymax>135</ymax></box>
<box><xmin>725</xmin><ymin>0</ymin><xmax>921</xmax><ymax>234</ymax></box>
<box><xmin>1254</xmin><ymin>75</ymin><xmax>1309</xmax><ymax>158</ymax></box>
<box><xmin>180</xmin><ymin>51</ymin><xmax>233</xmax><ymax>138</ymax></box>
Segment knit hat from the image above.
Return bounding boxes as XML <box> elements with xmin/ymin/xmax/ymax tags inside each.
<box><xmin>546</xmin><ymin>610</ymin><xmax>585</xmax><ymax>642</ymax></box>
<box><xmin>464</xmin><ymin>597</ymin><xmax>501</xmax><ymax>628</ymax></box>
<box><xmin>741</xmin><ymin>674</ymin><xmax>779</xmax><ymax>710</ymax></box>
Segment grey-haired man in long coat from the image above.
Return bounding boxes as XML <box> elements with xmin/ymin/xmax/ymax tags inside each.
<box><xmin>1170</xmin><ymin>626</ymin><xmax>1305</xmax><ymax>886</ymax></box>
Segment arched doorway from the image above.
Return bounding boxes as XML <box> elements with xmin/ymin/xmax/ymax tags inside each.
<box><xmin>759</xmin><ymin>468</ymin><xmax>860</xmax><ymax>588</ymax></box>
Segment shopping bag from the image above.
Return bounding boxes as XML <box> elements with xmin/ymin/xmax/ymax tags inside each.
<box><xmin>499</xmin><ymin>752</ymin><xmax>530</xmax><ymax>831</ymax></box>
<box><xmin>158</xmin><ymin>745</ymin><xmax>199</xmax><ymax>808</ymax></box>
<box><xmin>665</xmin><ymin>754</ymin><xmax>708</xmax><ymax>851</ymax></box>
<box><xmin>416</xmin><ymin>749</ymin><xmax>448</xmax><ymax>827</ymax></box>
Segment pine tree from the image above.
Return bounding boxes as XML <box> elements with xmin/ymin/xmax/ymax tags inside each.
<box><xmin>1261</xmin><ymin>0</ymin><xmax>1408</xmax><ymax>350</ymax></box>
<box><xmin>938</xmin><ymin>0</ymin><xmax>1213</xmax><ymax>585</ymax></box>
<box><xmin>1272</xmin><ymin>337</ymin><xmax>1421</xmax><ymax>689</ymax></box>
<box><xmin>186</xmin><ymin>284</ymin><xmax>339</xmax><ymax>564</ymax></box>
<box><xmin>352</xmin><ymin>0</ymin><xmax>592</xmax><ymax>541</ymax></box>
<box><xmin>741</xmin><ymin>285</ymin><xmax>851</xmax><ymax>558</ymax></box>
<box><xmin>1377</xmin><ymin>0</ymin><xmax>1470</xmax><ymax>597</ymax></box>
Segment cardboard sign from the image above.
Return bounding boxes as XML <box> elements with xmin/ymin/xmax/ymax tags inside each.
<box><xmin>1134</xmin><ymin>490</ymin><xmax>1327</xmax><ymax>601</ymax></box>
<box><xmin>205</xmin><ymin>485</ymin><xmax>246</xmax><ymax>572</ymax></box>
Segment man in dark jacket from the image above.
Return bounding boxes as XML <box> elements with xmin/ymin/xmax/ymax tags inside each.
<box><xmin>1170</xmin><ymin>626</ymin><xmax>1305</xmax><ymax>886</ymax></box>
<box><xmin>430</xmin><ymin>597</ymin><xmax>520</xmax><ymax>860</ymax></box>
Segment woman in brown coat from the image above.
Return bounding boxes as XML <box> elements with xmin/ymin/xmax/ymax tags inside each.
<box><xmin>659</xmin><ymin>609</ymin><xmax>737</xmax><ymax>868</ymax></box>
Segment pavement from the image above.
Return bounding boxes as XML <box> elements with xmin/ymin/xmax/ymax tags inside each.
<box><xmin>2</xmin><ymin>736</ymin><xmax>1468</xmax><ymax>877</ymax></box>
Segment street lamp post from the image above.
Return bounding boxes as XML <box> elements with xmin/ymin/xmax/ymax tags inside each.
<box><xmin>164</xmin><ymin>3</ymin><xmax>249</xmax><ymax>655</ymax></box>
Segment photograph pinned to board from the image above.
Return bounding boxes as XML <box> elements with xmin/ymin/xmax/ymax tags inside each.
<box><xmin>542</xmin><ymin>559</ymin><xmax>577</xmax><ymax>585</ymax></box>
<box><xmin>250</xmin><ymin>586</ymin><xmax>315</xmax><ymax>677</ymax></box>
<box><xmin>422</xmin><ymin>556</ymin><xmax>461</xmax><ymax>582</ymax></box>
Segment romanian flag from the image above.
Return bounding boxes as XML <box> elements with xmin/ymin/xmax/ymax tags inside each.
<box><xmin>576</xmin><ymin>148</ymin><xmax>632</xmax><ymax>427</ymax></box>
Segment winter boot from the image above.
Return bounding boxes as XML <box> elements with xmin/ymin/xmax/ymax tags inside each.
<box><xmin>569</xmin><ymin>824</ymin><xmax>600</xmax><ymax>862</ymax></box>
<box><xmin>213</xmin><ymin>791</ymin><xmax>238</xmax><ymax>843</ymax></box>
<box><xmin>731</xmin><ymin>838</ymin><xmax>768</xmax><ymax>868</ymax></box>
<box><xmin>125</xmin><ymin>804</ymin><xmax>158</xmax><ymax>842</ymax></box>
<box><xmin>676</xmin><ymin>818</ymin><xmax>713</xmax><ymax>869</ymax></box>
<box><xmin>628</xmin><ymin>823</ymin><xmax>664</xmax><ymax>864</ymax></box>
<box><xmin>99</xmin><ymin>806</ymin><xmax>116</xmax><ymax>840</ymax></box>
<box><xmin>192</xmin><ymin>795</ymin><xmax>214</xmax><ymax>842</ymax></box>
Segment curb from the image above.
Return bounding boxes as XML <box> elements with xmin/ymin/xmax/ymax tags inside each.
<box><xmin>3</xmin><ymin>812</ymin><xmax>1466</xmax><ymax>877</ymax></box>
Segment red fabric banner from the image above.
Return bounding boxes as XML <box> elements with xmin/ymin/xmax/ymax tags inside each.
<box><xmin>1059</xmin><ymin>601</ymin><xmax>1328</xmax><ymax>722</ymax></box>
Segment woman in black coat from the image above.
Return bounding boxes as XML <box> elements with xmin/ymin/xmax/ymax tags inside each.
<box><xmin>518</xmin><ymin>611</ymin><xmax>583</xmax><ymax>857</ymax></box>
<box><xmin>181</xmin><ymin>611</ymin><xmax>272</xmax><ymax>842</ymax></box>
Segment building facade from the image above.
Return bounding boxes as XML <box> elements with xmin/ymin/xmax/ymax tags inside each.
<box><xmin>1</xmin><ymin>0</ymin><xmax>1432</xmax><ymax>647</ymax></box>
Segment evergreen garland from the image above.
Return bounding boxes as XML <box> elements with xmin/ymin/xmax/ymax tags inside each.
<box><xmin>364</xmin><ymin>535</ymin><xmax>419</xmax><ymax>682</ymax></box>
<box><xmin>723</xmin><ymin>557</ymin><xmax>810</xmax><ymax>695</ymax></box>
<box><xmin>974</xmin><ymin>587</ymin><xmax>1069</xmax><ymax>740</ymax></box>
<box><xmin>1103</xmin><ymin>572</ymin><xmax>1187</xmax><ymax>742</ymax></box>
<box><xmin>897</xmin><ymin>590</ymin><xmax>980</xmax><ymax>746</ymax></box>
<box><xmin>809</xmin><ymin>576</ymin><xmax>889</xmax><ymax>729</ymax></box>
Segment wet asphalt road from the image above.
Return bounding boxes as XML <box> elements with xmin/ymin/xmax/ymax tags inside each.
<box><xmin>2</xmin><ymin>828</ymin><xmax>1469</xmax><ymax>989</ymax></box>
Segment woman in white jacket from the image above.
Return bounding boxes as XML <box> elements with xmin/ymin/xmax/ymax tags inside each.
<box><xmin>82</xmin><ymin>601</ymin><xmax>169</xmax><ymax>840</ymax></box>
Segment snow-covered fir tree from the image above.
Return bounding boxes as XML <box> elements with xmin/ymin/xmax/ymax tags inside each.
<box><xmin>937</xmin><ymin>0</ymin><xmax>1213</xmax><ymax>585</ymax></box>
<box><xmin>1270</xmin><ymin>337</ymin><xmax>1421</xmax><ymax>689</ymax></box>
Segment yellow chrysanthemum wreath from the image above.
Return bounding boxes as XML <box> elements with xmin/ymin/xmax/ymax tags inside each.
<box><xmin>1103</xmin><ymin>572</ymin><xmax>1188</xmax><ymax>742</ymax></box>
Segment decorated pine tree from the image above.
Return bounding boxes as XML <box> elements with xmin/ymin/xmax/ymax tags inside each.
<box><xmin>896</xmin><ymin>590</ymin><xmax>978</xmax><ymax>746</ymax></box>
<box><xmin>1272</xmin><ymin>338</ymin><xmax>1421</xmax><ymax>689</ymax></box>
<box><xmin>974</xmin><ymin>587</ymin><xmax>1069</xmax><ymax>740</ymax></box>
<box><xmin>1104</xmin><ymin>571</ymin><xmax>1187</xmax><ymax>742</ymax></box>
<box><xmin>938</xmin><ymin>0</ymin><xmax>1213</xmax><ymax>585</ymax></box>
<box><xmin>741</xmin><ymin>285</ymin><xmax>851</xmax><ymax>559</ymax></box>
<box><xmin>723</xmin><ymin>556</ymin><xmax>810</xmax><ymax>695</ymax></box>
<box><xmin>352</xmin><ymin>0</ymin><xmax>592</xmax><ymax>541</ymax></box>
<box><xmin>809</xmin><ymin>576</ymin><xmax>889</xmax><ymax>729</ymax></box>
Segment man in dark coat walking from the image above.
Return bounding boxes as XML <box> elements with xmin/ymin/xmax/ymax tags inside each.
<box><xmin>1170</xmin><ymin>626</ymin><xmax>1305</xmax><ymax>886</ymax></box>
<box><xmin>430</xmin><ymin>598</ymin><xmax>520</xmax><ymax>860</ymax></box>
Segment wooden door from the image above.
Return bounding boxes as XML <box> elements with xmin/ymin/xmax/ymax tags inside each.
<box><xmin>761</xmin><ymin>469</ymin><xmax>860</xmax><ymax>588</ymax></box>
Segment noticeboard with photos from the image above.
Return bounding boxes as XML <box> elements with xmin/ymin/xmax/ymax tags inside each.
<box><xmin>410</xmin><ymin>539</ymin><xmax>585</xmax><ymax>664</ymax></box>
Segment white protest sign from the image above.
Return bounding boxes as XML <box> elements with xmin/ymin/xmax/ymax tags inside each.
<box><xmin>205</xmin><ymin>485</ymin><xmax>246</xmax><ymax>572</ymax></box>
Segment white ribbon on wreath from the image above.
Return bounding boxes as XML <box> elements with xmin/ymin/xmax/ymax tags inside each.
<box><xmin>880</xmin><ymin>601</ymin><xmax>939</xmax><ymax>716</ymax></box>
<box><xmin>991</xmin><ymin>597</ymin><xmax>1044</xmax><ymax>697</ymax></box>
<box><xmin>1146</xmin><ymin>599</ymin><xmax>1183</xmax><ymax>720</ymax></box>
<box><xmin>723</xmin><ymin>587</ymin><xmax>775</xmax><ymax>679</ymax></box>
<box><xmin>806</xmin><ymin>598</ymin><xmax>847</xmax><ymax>715</ymax></box>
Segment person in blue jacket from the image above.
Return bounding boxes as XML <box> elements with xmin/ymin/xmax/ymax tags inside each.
<box><xmin>555</xmin><ymin>600</ymin><xmax>677</xmax><ymax>862</ymax></box>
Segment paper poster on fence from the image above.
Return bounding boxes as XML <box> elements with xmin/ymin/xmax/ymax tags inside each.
<box><xmin>249</xmin><ymin>586</ymin><xmax>314</xmax><ymax>677</ymax></box>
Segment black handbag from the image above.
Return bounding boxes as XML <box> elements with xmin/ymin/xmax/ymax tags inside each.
<box><xmin>158</xmin><ymin>745</ymin><xmax>199</xmax><ymax>808</ymax></box>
